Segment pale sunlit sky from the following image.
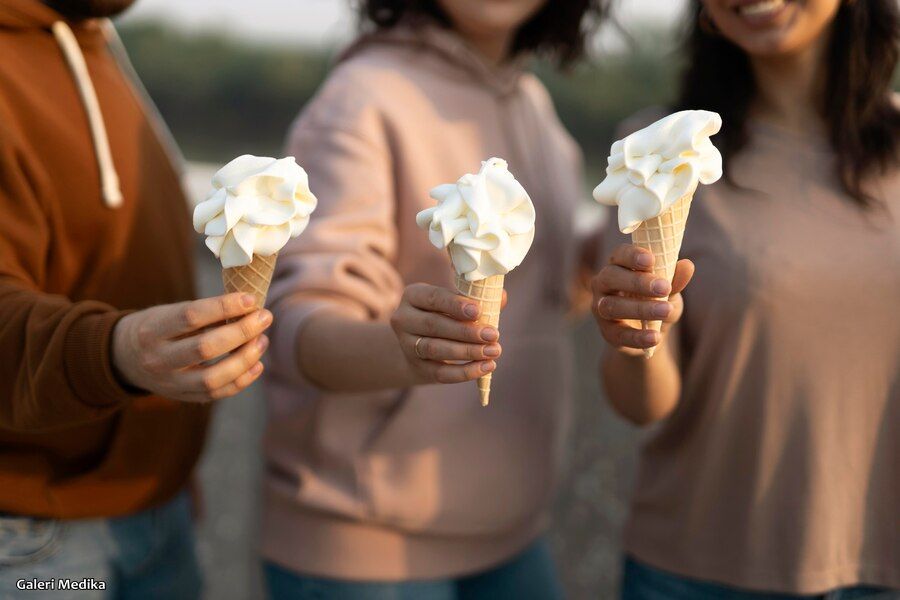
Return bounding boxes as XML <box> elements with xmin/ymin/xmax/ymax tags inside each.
<box><xmin>123</xmin><ymin>0</ymin><xmax>689</xmax><ymax>46</ymax></box>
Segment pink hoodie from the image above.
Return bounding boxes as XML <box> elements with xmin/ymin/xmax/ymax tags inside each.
<box><xmin>262</xmin><ymin>20</ymin><xmax>584</xmax><ymax>580</ymax></box>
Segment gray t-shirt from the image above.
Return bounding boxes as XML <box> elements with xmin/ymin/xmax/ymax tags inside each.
<box><xmin>603</xmin><ymin>116</ymin><xmax>900</xmax><ymax>594</ymax></box>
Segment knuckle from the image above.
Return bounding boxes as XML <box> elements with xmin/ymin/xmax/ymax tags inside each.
<box><xmin>632</xmin><ymin>274</ymin><xmax>651</xmax><ymax>294</ymax></box>
<box><xmin>195</xmin><ymin>337</ymin><xmax>217</xmax><ymax>362</ymax></box>
<box><xmin>219</xmin><ymin>296</ymin><xmax>232</xmax><ymax>318</ymax></box>
<box><xmin>239</xmin><ymin>318</ymin><xmax>255</xmax><ymax>341</ymax></box>
<box><xmin>612</xmin><ymin>244</ymin><xmax>632</xmax><ymax>264</ymax></box>
<box><xmin>607</xmin><ymin>325</ymin><xmax>628</xmax><ymax>347</ymax></box>
<box><xmin>139</xmin><ymin>354</ymin><xmax>162</xmax><ymax>375</ymax></box>
<box><xmin>406</xmin><ymin>283</ymin><xmax>425</xmax><ymax>302</ymax></box>
<box><xmin>434</xmin><ymin>367</ymin><xmax>453</xmax><ymax>384</ymax></box>
<box><xmin>421</xmin><ymin>318</ymin><xmax>438</xmax><ymax>337</ymax></box>
<box><xmin>182</xmin><ymin>307</ymin><xmax>201</xmax><ymax>330</ymax></box>
<box><xmin>201</xmin><ymin>373</ymin><xmax>219</xmax><ymax>393</ymax></box>
<box><xmin>136</xmin><ymin>323</ymin><xmax>155</xmax><ymax>346</ymax></box>
<box><xmin>426</xmin><ymin>285</ymin><xmax>441</xmax><ymax>309</ymax></box>
<box><xmin>626</xmin><ymin>329</ymin><xmax>646</xmax><ymax>348</ymax></box>
<box><xmin>389</xmin><ymin>311</ymin><xmax>403</xmax><ymax>331</ymax></box>
<box><xmin>231</xmin><ymin>374</ymin><xmax>250</xmax><ymax>392</ymax></box>
<box><xmin>466</xmin><ymin>363</ymin><xmax>483</xmax><ymax>380</ymax></box>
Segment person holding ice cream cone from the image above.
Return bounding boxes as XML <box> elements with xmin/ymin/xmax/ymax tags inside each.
<box><xmin>592</xmin><ymin>0</ymin><xmax>900</xmax><ymax>598</ymax></box>
<box><xmin>260</xmin><ymin>0</ymin><xmax>607</xmax><ymax>597</ymax></box>
<box><xmin>0</xmin><ymin>0</ymin><xmax>273</xmax><ymax>596</ymax></box>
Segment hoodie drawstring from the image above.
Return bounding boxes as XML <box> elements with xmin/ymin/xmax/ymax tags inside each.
<box><xmin>51</xmin><ymin>21</ymin><xmax>123</xmax><ymax>209</ymax></box>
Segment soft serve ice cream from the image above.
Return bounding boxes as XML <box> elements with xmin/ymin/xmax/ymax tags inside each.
<box><xmin>416</xmin><ymin>157</ymin><xmax>535</xmax><ymax>406</ymax></box>
<box><xmin>416</xmin><ymin>157</ymin><xmax>536</xmax><ymax>281</ymax></box>
<box><xmin>592</xmin><ymin>110</ymin><xmax>722</xmax><ymax>233</ymax></box>
<box><xmin>193</xmin><ymin>155</ymin><xmax>318</xmax><ymax>268</ymax></box>
<box><xmin>592</xmin><ymin>110</ymin><xmax>722</xmax><ymax>358</ymax></box>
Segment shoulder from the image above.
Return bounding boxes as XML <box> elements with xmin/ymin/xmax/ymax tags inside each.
<box><xmin>518</xmin><ymin>72</ymin><xmax>554</xmax><ymax>108</ymax></box>
<box><xmin>294</xmin><ymin>42</ymin><xmax>436</xmax><ymax>136</ymax></box>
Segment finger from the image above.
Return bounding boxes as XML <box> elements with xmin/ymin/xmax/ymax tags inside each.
<box><xmin>405</xmin><ymin>283</ymin><xmax>480</xmax><ymax>321</ymax></box>
<box><xmin>593</xmin><ymin>265</ymin><xmax>671</xmax><ymax>298</ymax></box>
<box><xmin>609</xmin><ymin>244</ymin><xmax>655</xmax><ymax>272</ymax></box>
<box><xmin>596</xmin><ymin>295</ymin><xmax>672</xmax><ymax>322</ymax></box>
<box><xmin>421</xmin><ymin>359</ymin><xmax>496</xmax><ymax>384</ymax></box>
<box><xmin>664</xmin><ymin>295</ymin><xmax>685</xmax><ymax>325</ymax></box>
<box><xmin>402</xmin><ymin>308</ymin><xmax>499</xmax><ymax>343</ymax></box>
<box><xmin>501</xmin><ymin>290</ymin><xmax>508</xmax><ymax>309</ymax></box>
<box><xmin>671</xmin><ymin>259</ymin><xmax>695</xmax><ymax>295</ymax></box>
<box><xmin>407</xmin><ymin>334</ymin><xmax>501</xmax><ymax>362</ymax></box>
<box><xmin>208</xmin><ymin>362</ymin><xmax>265</xmax><ymax>400</ymax></box>
<box><xmin>598</xmin><ymin>320</ymin><xmax>660</xmax><ymax>349</ymax></box>
<box><xmin>167</xmin><ymin>309</ymin><xmax>273</xmax><ymax>368</ymax></box>
<box><xmin>161</xmin><ymin>293</ymin><xmax>259</xmax><ymax>338</ymax></box>
<box><xmin>198</xmin><ymin>335</ymin><xmax>269</xmax><ymax>392</ymax></box>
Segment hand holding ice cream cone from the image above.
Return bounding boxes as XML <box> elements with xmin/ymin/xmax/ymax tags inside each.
<box><xmin>416</xmin><ymin>158</ymin><xmax>536</xmax><ymax>405</ymax></box>
<box><xmin>193</xmin><ymin>154</ymin><xmax>318</xmax><ymax>309</ymax></box>
<box><xmin>592</xmin><ymin>110</ymin><xmax>722</xmax><ymax>358</ymax></box>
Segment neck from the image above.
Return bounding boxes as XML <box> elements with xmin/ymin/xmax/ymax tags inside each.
<box><xmin>464</xmin><ymin>31</ymin><xmax>513</xmax><ymax>66</ymax></box>
<box><xmin>749</xmin><ymin>34</ymin><xmax>831</xmax><ymax>135</ymax></box>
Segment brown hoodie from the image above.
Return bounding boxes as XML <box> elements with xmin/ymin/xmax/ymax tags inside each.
<box><xmin>0</xmin><ymin>0</ymin><xmax>209</xmax><ymax>518</ymax></box>
<box><xmin>262</xmin><ymin>22</ymin><xmax>583</xmax><ymax>580</ymax></box>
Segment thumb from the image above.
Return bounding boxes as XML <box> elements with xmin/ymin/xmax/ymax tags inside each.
<box><xmin>671</xmin><ymin>259</ymin><xmax>695</xmax><ymax>295</ymax></box>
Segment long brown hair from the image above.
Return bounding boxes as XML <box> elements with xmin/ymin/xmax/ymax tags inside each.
<box><xmin>357</xmin><ymin>0</ymin><xmax>608</xmax><ymax>67</ymax></box>
<box><xmin>679</xmin><ymin>0</ymin><xmax>900</xmax><ymax>205</ymax></box>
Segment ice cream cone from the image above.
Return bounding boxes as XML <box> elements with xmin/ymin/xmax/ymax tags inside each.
<box><xmin>222</xmin><ymin>253</ymin><xmax>278</xmax><ymax>309</ymax></box>
<box><xmin>454</xmin><ymin>272</ymin><xmax>505</xmax><ymax>406</ymax></box>
<box><xmin>630</xmin><ymin>194</ymin><xmax>692</xmax><ymax>358</ymax></box>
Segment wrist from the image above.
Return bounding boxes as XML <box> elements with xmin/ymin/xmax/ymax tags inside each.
<box><xmin>110</xmin><ymin>314</ymin><xmax>147</xmax><ymax>394</ymax></box>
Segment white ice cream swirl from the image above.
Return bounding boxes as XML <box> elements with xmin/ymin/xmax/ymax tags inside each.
<box><xmin>416</xmin><ymin>158</ymin><xmax>536</xmax><ymax>281</ymax></box>
<box><xmin>593</xmin><ymin>110</ymin><xmax>723</xmax><ymax>234</ymax></box>
<box><xmin>193</xmin><ymin>155</ymin><xmax>318</xmax><ymax>268</ymax></box>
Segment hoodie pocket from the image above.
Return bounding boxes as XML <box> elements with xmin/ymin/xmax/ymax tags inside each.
<box><xmin>356</xmin><ymin>335</ymin><xmax>572</xmax><ymax>537</ymax></box>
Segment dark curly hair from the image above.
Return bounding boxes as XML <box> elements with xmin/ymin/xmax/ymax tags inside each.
<box><xmin>356</xmin><ymin>0</ymin><xmax>609</xmax><ymax>67</ymax></box>
<box><xmin>678</xmin><ymin>0</ymin><xmax>900</xmax><ymax>205</ymax></box>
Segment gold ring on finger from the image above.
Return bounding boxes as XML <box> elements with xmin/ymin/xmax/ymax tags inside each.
<box><xmin>414</xmin><ymin>336</ymin><xmax>426</xmax><ymax>360</ymax></box>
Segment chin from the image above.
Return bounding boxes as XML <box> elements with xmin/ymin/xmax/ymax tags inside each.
<box><xmin>439</xmin><ymin>0</ymin><xmax>546</xmax><ymax>39</ymax></box>
<box><xmin>48</xmin><ymin>0</ymin><xmax>138</xmax><ymax>19</ymax></box>
<box><xmin>706</xmin><ymin>0</ymin><xmax>840</xmax><ymax>58</ymax></box>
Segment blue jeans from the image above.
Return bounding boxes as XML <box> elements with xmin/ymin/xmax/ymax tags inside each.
<box><xmin>264</xmin><ymin>538</ymin><xmax>564</xmax><ymax>600</ymax></box>
<box><xmin>622</xmin><ymin>556</ymin><xmax>899</xmax><ymax>600</ymax></box>
<box><xmin>0</xmin><ymin>492</ymin><xmax>201</xmax><ymax>599</ymax></box>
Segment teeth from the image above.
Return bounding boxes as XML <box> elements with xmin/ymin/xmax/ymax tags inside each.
<box><xmin>738</xmin><ymin>0</ymin><xmax>785</xmax><ymax>17</ymax></box>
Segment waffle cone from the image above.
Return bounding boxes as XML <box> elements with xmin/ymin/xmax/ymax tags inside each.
<box><xmin>222</xmin><ymin>253</ymin><xmax>278</xmax><ymax>310</ymax></box>
<box><xmin>630</xmin><ymin>194</ymin><xmax>692</xmax><ymax>358</ymax></box>
<box><xmin>454</xmin><ymin>273</ymin><xmax>504</xmax><ymax>406</ymax></box>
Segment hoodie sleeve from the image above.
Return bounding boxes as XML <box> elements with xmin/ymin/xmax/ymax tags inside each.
<box><xmin>0</xmin><ymin>126</ymin><xmax>136</xmax><ymax>432</ymax></box>
<box><xmin>265</xmin><ymin>68</ymin><xmax>404</xmax><ymax>387</ymax></box>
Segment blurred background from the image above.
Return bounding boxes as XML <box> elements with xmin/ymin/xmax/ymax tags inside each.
<box><xmin>116</xmin><ymin>1</ymin><xmax>688</xmax><ymax>597</ymax></box>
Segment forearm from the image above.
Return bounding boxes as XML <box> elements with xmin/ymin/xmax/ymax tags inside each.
<box><xmin>601</xmin><ymin>338</ymin><xmax>682</xmax><ymax>425</ymax></box>
<box><xmin>298</xmin><ymin>313</ymin><xmax>414</xmax><ymax>392</ymax></box>
<box><xmin>0</xmin><ymin>285</ymin><xmax>132</xmax><ymax>431</ymax></box>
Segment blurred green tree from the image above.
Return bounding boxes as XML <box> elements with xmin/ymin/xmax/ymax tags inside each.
<box><xmin>118</xmin><ymin>21</ymin><xmax>680</xmax><ymax>171</ymax></box>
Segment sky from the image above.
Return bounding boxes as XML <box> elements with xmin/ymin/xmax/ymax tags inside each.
<box><xmin>123</xmin><ymin>0</ymin><xmax>689</xmax><ymax>46</ymax></box>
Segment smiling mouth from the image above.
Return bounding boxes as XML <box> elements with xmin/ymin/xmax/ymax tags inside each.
<box><xmin>736</xmin><ymin>0</ymin><xmax>789</xmax><ymax>18</ymax></box>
